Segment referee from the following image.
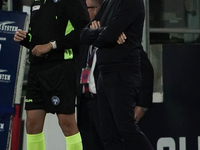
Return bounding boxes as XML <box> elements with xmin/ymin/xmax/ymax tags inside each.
<box><xmin>14</xmin><ymin>0</ymin><xmax>90</xmax><ymax>150</ymax></box>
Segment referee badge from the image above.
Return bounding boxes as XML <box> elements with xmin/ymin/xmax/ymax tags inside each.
<box><xmin>52</xmin><ymin>96</ymin><xmax>60</xmax><ymax>106</ymax></box>
<box><xmin>53</xmin><ymin>0</ymin><xmax>60</xmax><ymax>3</ymax></box>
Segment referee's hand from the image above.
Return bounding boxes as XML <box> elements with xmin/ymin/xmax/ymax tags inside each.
<box><xmin>14</xmin><ymin>29</ymin><xmax>27</xmax><ymax>42</ymax></box>
<box><xmin>32</xmin><ymin>43</ymin><xmax>52</xmax><ymax>57</ymax></box>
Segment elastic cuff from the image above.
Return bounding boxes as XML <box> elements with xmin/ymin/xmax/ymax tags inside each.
<box><xmin>27</xmin><ymin>132</ymin><xmax>45</xmax><ymax>142</ymax></box>
<box><xmin>65</xmin><ymin>132</ymin><xmax>82</xmax><ymax>145</ymax></box>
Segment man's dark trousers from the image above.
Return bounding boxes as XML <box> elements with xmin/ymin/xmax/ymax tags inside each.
<box><xmin>97</xmin><ymin>70</ymin><xmax>154</xmax><ymax>150</ymax></box>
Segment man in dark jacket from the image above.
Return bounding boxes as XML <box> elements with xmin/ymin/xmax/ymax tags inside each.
<box><xmin>77</xmin><ymin>45</ymin><xmax>154</xmax><ymax>150</ymax></box>
<box><xmin>80</xmin><ymin>0</ymin><xmax>154</xmax><ymax>149</ymax></box>
<box><xmin>14</xmin><ymin>0</ymin><xmax>90</xmax><ymax>150</ymax></box>
<box><xmin>76</xmin><ymin>0</ymin><xmax>104</xmax><ymax>149</ymax></box>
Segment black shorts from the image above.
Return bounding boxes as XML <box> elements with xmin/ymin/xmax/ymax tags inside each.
<box><xmin>25</xmin><ymin>60</ymin><xmax>76</xmax><ymax>114</ymax></box>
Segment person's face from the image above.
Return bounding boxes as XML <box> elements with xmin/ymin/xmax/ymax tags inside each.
<box><xmin>86</xmin><ymin>0</ymin><xmax>99</xmax><ymax>20</ymax></box>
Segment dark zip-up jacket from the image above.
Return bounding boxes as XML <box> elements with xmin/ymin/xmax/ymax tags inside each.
<box><xmin>21</xmin><ymin>0</ymin><xmax>90</xmax><ymax>65</ymax></box>
<box><xmin>80</xmin><ymin>0</ymin><xmax>145</xmax><ymax>70</ymax></box>
<box><xmin>79</xmin><ymin>0</ymin><xmax>153</xmax><ymax>107</ymax></box>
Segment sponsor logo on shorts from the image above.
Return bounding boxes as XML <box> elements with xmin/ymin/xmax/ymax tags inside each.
<box><xmin>0</xmin><ymin>123</ymin><xmax>4</xmax><ymax>132</ymax></box>
<box><xmin>25</xmin><ymin>99</ymin><xmax>33</xmax><ymax>103</ymax></box>
<box><xmin>52</xmin><ymin>96</ymin><xmax>60</xmax><ymax>106</ymax></box>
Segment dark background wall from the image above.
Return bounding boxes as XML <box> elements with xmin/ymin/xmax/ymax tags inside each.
<box><xmin>139</xmin><ymin>44</ymin><xmax>200</xmax><ymax>150</ymax></box>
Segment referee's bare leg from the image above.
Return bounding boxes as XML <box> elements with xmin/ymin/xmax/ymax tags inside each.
<box><xmin>58</xmin><ymin>113</ymin><xmax>82</xmax><ymax>150</ymax></box>
<box><xmin>26</xmin><ymin>110</ymin><xmax>82</xmax><ymax>150</ymax></box>
<box><xmin>26</xmin><ymin>110</ymin><xmax>46</xmax><ymax>150</ymax></box>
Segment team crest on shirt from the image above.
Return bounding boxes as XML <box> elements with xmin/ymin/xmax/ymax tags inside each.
<box><xmin>53</xmin><ymin>0</ymin><xmax>60</xmax><ymax>3</ymax></box>
<box><xmin>52</xmin><ymin>96</ymin><xmax>60</xmax><ymax>106</ymax></box>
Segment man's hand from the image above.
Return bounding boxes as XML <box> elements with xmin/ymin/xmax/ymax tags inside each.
<box><xmin>90</xmin><ymin>21</ymin><xmax>126</xmax><ymax>44</ymax></box>
<box><xmin>117</xmin><ymin>32</ymin><xmax>126</xmax><ymax>44</ymax></box>
<box><xmin>32</xmin><ymin>43</ymin><xmax>52</xmax><ymax>57</ymax></box>
<box><xmin>134</xmin><ymin>106</ymin><xmax>147</xmax><ymax>123</ymax></box>
<box><xmin>90</xmin><ymin>20</ymin><xmax>101</xmax><ymax>29</ymax></box>
<box><xmin>13</xmin><ymin>29</ymin><xmax>27</xmax><ymax>42</ymax></box>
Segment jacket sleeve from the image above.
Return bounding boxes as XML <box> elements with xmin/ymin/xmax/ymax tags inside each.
<box><xmin>80</xmin><ymin>26</ymin><xmax>104</xmax><ymax>45</ymax></box>
<box><xmin>55</xmin><ymin>0</ymin><xmax>90</xmax><ymax>50</ymax></box>
<box><xmin>80</xmin><ymin>0</ymin><xmax>107</xmax><ymax>45</ymax></box>
<box><xmin>93</xmin><ymin>0</ymin><xmax>145</xmax><ymax>48</ymax></box>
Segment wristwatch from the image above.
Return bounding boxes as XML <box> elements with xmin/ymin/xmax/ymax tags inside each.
<box><xmin>49</xmin><ymin>40</ymin><xmax>57</xmax><ymax>49</ymax></box>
